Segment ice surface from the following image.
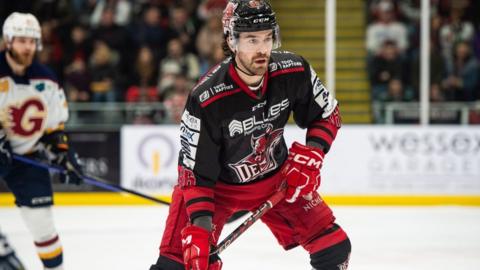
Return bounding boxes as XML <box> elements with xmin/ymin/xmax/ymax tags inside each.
<box><xmin>1</xmin><ymin>206</ymin><xmax>479</xmax><ymax>270</ymax></box>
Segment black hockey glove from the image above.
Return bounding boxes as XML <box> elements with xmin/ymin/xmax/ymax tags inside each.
<box><xmin>0</xmin><ymin>136</ymin><xmax>12</xmax><ymax>177</ymax></box>
<box><xmin>0</xmin><ymin>231</ymin><xmax>26</xmax><ymax>270</ymax></box>
<box><xmin>40</xmin><ymin>131</ymin><xmax>84</xmax><ymax>185</ymax></box>
<box><xmin>56</xmin><ymin>149</ymin><xmax>84</xmax><ymax>185</ymax></box>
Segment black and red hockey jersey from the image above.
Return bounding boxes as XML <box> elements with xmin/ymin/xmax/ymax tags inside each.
<box><xmin>178</xmin><ymin>51</ymin><xmax>340</xmax><ymax>220</ymax></box>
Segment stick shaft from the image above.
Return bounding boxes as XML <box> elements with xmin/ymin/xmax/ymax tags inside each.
<box><xmin>12</xmin><ymin>154</ymin><xmax>170</xmax><ymax>205</ymax></box>
<box><xmin>212</xmin><ymin>188</ymin><xmax>285</xmax><ymax>255</ymax></box>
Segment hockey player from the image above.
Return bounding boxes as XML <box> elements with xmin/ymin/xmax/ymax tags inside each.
<box><xmin>0</xmin><ymin>12</ymin><xmax>83</xmax><ymax>270</ymax></box>
<box><xmin>150</xmin><ymin>1</ymin><xmax>351</xmax><ymax>269</ymax></box>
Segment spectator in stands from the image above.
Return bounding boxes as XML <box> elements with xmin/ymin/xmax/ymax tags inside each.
<box><xmin>64</xmin><ymin>24</ymin><xmax>93</xmax><ymax>66</ymax></box>
<box><xmin>125</xmin><ymin>46</ymin><xmax>160</xmax><ymax>126</ymax></box>
<box><xmin>170</xmin><ymin>5</ymin><xmax>198</xmax><ymax>54</ymax></box>
<box><xmin>473</xmin><ymin>22</ymin><xmax>480</xmax><ymax>61</ymax></box>
<box><xmin>439</xmin><ymin>7</ymin><xmax>475</xmax><ymax>73</ymax></box>
<box><xmin>91</xmin><ymin>7</ymin><xmax>134</xmax><ymax>94</ymax></box>
<box><xmin>196</xmin><ymin>12</ymin><xmax>224</xmax><ymax>74</ymax></box>
<box><xmin>370</xmin><ymin>40</ymin><xmax>405</xmax><ymax>101</ymax></box>
<box><xmin>71</xmin><ymin>0</ymin><xmax>98</xmax><ymax>25</ymax></box>
<box><xmin>125</xmin><ymin>46</ymin><xmax>159</xmax><ymax>103</ymax></box>
<box><xmin>92</xmin><ymin>8</ymin><xmax>131</xmax><ymax>55</ymax></box>
<box><xmin>397</xmin><ymin>0</ymin><xmax>421</xmax><ymax>53</ymax></box>
<box><xmin>90</xmin><ymin>0</ymin><xmax>132</xmax><ymax>27</ymax></box>
<box><xmin>159</xmin><ymin>72</ymin><xmax>193</xmax><ymax>101</ymax></box>
<box><xmin>430</xmin><ymin>14</ymin><xmax>444</xmax><ymax>50</ymax></box>
<box><xmin>39</xmin><ymin>19</ymin><xmax>64</xmax><ymax>80</ymax></box>
<box><xmin>441</xmin><ymin>41</ymin><xmax>479</xmax><ymax>101</ymax></box>
<box><xmin>163</xmin><ymin>91</ymin><xmax>189</xmax><ymax>123</ymax></box>
<box><xmin>410</xmin><ymin>42</ymin><xmax>447</xmax><ymax>102</ymax></box>
<box><xmin>32</xmin><ymin>0</ymin><xmax>75</xmax><ymax>24</ymax></box>
<box><xmin>197</xmin><ymin>0</ymin><xmax>227</xmax><ymax>21</ymax></box>
<box><xmin>366</xmin><ymin>0</ymin><xmax>408</xmax><ymax>55</ymax></box>
<box><xmin>64</xmin><ymin>57</ymin><xmax>91</xmax><ymax>102</ymax></box>
<box><xmin>210</xmin><ymin>43</ymin><xmax>225</xmax><ymax>65</ymax></box>
<box><xmin>131</xmin><ymin>5</ymin><xmax>172</xmax><ymax>60</ymax></box>
<box><xmin>91</xmin><ymin>8</ymin><xmax>130</xmax><ymax>53</ymax></box>
<box><xmin>159</xmin><ymin>38</ymin><xmax>200</xmax><ymax>82</ymax></box>
<box><xmin>62</xmin><ymin>23</ymin><xmax>94</xmax><ymax>103</ymax></box>
<box><xmin>89</xmin><ymin>41</ymin><xmax>118</xmax><ymax>102</ymax></box>
<box><xmin>386</xmin><ymin>79</ymin><xmax>405</xmax><ymax>101</ymax></box>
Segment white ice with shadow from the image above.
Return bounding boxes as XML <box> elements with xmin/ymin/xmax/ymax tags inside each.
<box><xmin>1</xmin><ymin>206</ymin><xmax>479</xmax><ymax>270</ymax></box>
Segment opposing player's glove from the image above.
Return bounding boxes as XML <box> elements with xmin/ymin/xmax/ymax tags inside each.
<box><xmin>181</xmin><ymin>225</ymin><xmax>222</xmax><ymax>270</ymax></box>
<box><xmin>40</xmin><ymin>131</ymin><xmax>83</xmax><ymax>185</ymax></box>
<box><xmin>0</xmin><ymin>137</ymin><xmax>12</xmax><ymax>167</ymax></box>
<box><xmin>0</xmin><ymin>137</ymin><xmax>12</xmax><ymax>176</ymax></box>
<box><xmin>283</xmin><ymin>142</ymin><xmax>325</xmax><ymax>203</ymax></box>
<box><xmin>56</xmin><ymin>149</ymin><xmax>83</xmax><ymax>185</ymax></box>
<box><xmin>0</xmin><ymin>231</ymin><xmax>26</xmax><ymax>270</ymax></box>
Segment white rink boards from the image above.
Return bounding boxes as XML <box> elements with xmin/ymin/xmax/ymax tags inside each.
<box><xmin>1</xmin><ymin>205</ymin><xmax>479</xmax><ymax>270</ymax></box>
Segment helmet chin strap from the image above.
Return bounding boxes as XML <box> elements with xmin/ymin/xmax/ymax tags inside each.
<box><xmin>233</xmin><ymin>57</ymin><xmax>257</xmax><ymax>77</ymax></box>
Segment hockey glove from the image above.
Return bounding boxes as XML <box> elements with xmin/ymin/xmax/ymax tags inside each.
<box><xmin>0</xmin><ymin>137</ymin><xmax>12</xmax><ymax>167</ymax></box>
<box><xmin>0</xmin><ymin>137</ymin><xmax>12</xmax><ymax>177</ymax></box>
<box><xmin>283</xmin><ymin>142</ymin><xmax>324</xmax><ymax>203</ymax></box>
<box><xmin>181</xmin><ymin>225</ymin><xmax>222</xmax><ymax>270</ymax></box>
<box><xmin>0</xmin><ymin>231</ymin><xmax>26</xmax><ymax>270</ymax></box>
<box><xmin>40</xmin><ymin>131</ymin><xmax>84</xmax><ymax>185</ymax></box>
<box><xmin>56</xmin><ymin>149</ymin><xmax>84</xmax><ymax>185</ymax></box>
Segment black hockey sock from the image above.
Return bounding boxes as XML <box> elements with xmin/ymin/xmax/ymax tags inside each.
<box><xmin>149</xmin><ymin>256</ymin><xmax>183</xmax><ymax>270</ymax></box>
<box><xmin>149</xmin><ymin>254</ymin><xmax>221</xmax><ymax>270</ymax></box>
<box><xmin>310</xmin><ymin>238</ymin><xmax>351</xmax><ymax>270</ymax></box>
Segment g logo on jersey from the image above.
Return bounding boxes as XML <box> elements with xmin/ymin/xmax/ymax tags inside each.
<box><xmin>5</xmin><ymin>98</ymin><xmax>46</xmax><ymax>137</ymax></box>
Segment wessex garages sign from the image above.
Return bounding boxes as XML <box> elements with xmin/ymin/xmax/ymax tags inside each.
<box><xmin>122</xmin><ymin>125</ymin><xmax>480</xmax><ymax>195</ymax></box>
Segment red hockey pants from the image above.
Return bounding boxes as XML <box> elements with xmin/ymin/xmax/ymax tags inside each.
<box><xmin>159</xmin><ymin>170</ymin><xmax>348</xmax><ymax>264</ymax></box>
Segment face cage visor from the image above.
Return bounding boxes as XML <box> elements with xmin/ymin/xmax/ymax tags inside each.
<box><xmin>229</xmin><ymin>24</ymin><xmax>281</xmax><ymax>53</ymax></box>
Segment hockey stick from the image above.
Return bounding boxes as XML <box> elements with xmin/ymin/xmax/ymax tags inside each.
<box><xmin>12</xmin><ymin>154</ymin><xmax>171</xmax><ymax>206</ymax></box>
<box><xmin>211</xmin><ymin>186</ymin><xmax>286</xmax><ymax>255</ymax></box>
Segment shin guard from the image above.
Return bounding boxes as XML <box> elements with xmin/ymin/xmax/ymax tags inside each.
<box><xmin>19</xmin><ymin>206</ymin><xmax>64</xmax><ymax>270</ymax></box>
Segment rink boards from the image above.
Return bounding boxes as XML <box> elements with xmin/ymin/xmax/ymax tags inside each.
<box><xmin>1</xmin><ymin>125</ymin><xmax>480</xmax><ymax>206</ymax></box>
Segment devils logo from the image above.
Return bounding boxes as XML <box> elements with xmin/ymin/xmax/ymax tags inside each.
<box><xmin>229</xmin><ymin>126</ymin><xmax>283</xmax><ymax>183</ymax></box>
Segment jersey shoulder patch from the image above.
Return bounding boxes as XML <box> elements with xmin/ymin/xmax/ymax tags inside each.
<box><xmin>269</xmin><ymin>51</ymin><xmax>306</xmax><ymax>77</ymax></box>
<box><xmin>192</xmin><ymin>59</ymin><xmax>241</xmax><ymax>108</ymax></box>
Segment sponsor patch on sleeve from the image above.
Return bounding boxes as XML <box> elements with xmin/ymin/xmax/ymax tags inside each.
<box><xmin>180</xmin><ymin>110</ymin><xmax>201</xmax><ymax>169</ymax></box>
<box><xmin>181</xmin><ymin>110</ymin><xmax>201</xmax><ymax>131</ymax></box>
<box><xmin>310</xmin><ymin>65</ymin><xmax>337</xmax><ymax>117</ymax></box>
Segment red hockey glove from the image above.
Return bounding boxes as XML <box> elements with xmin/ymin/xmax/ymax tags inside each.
<box><xmin>283</xmin><ymin>142</ymin><xmax>325</xmax><ymax>203</ymax></box>
<box><xmin>181</xmin><ymin>225</ymin><xmax>212</xmax><ymax>270</ymax></box>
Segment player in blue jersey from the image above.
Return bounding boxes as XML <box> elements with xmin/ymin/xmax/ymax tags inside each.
<box><xmin>0</xmin><ymin>12</ymin><xmax>83</xmax><ymax>270</ymax></box>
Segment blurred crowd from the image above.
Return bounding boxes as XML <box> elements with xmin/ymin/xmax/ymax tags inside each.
<box><xmin>0</xmin><ymin>0</ymin><xmax>228</xmax><ymax>124</ymax></box>
<box><xmin>2</xmin><ymin>0</ymin><xmax>479</xmax><ymax>125</ymax></box>
<box><xmin>366</xmin><ymin>0</ymin><xmax>480</xmax><ymax>106</ymax></box>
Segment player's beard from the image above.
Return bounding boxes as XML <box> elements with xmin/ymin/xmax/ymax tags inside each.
<box><xmin>238</xmin><ymin>53</ymin><xmax>269</xmax><ymax>76</ymax></box>
<box><xmin>9</xmin><ymin>49</ymin><xmax>35</xmax><ymax>67</ymax></box>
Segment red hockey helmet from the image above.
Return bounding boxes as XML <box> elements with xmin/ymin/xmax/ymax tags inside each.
<box><xmin>222</xmin><ymin>0</ymin><xmax>281</xmax><ymax>49</ymax></box>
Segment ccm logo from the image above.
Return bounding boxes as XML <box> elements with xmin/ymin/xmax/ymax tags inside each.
<box><xmin>290</xmin><ymin>153</ymin><xmax>323</xmax><ymax>169</ymax></box>
<box><xmin>182</xmin><ymin>235</ymin><xmax>192</xmax><ymax>245</ymax></box>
